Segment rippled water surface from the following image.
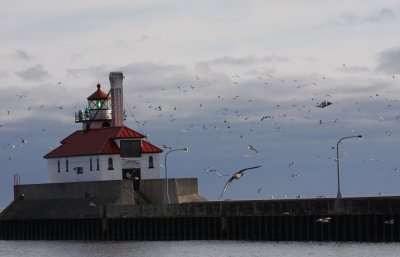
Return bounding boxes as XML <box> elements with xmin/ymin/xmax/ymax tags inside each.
<box><xmin>1</xmin><ymin>241</ymin><xmax>400</xmax><ymax>257</ymax></box>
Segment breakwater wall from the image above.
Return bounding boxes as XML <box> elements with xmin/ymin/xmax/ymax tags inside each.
<box><xmin>1</xmin><ymin>197</ymin><xmax>399</xmax><ymax>241</ymax></box>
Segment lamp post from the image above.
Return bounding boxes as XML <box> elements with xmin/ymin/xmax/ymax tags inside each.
<box><xmin>164</xmin><ymin>147</ymin><xmax>189</xmax><ymax>204</ymax></box>
<box><xmin>336</xmin><ymin>135</ymin><xmax>362</xmax><ymax>204</ymax></box>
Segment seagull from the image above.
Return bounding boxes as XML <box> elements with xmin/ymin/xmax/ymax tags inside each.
<box><xmin>291</xmin><ymin>172</ymin><xmax>301</xmax><ymax>178</ymax></box>
<box><xmin>260</xmin><ymin>115</ymin><xmax>273</xmax><ymax>121</ymax></box>
<box><xmin>248</xmin><ymin>144</ymin><xmax>258</xmax><ymax>153</ymax></box>
<box><xmin>288</xmin><ymin>161</ymin><xmax>295</xmax><ymax>168</ymax></box>
<box><xmin>219</xmin><ymin>165</ymin><xmax>262</xmax><ymax>199</ymax></box>
<box><xmin>384</xmin><ymin>219</ymin><xmax>395</xmax><ymax>225</ymax></box>
<box><xmin>315</xmin><ymin>217</ymin><xmax>331</xmax><ymax>223</ymax></box>
<box><xmin>204</xmin><ymin>166</ymin><xmax>216</xmax><ymax>174</ymax></box>
<box><xmin>89</xmin><ymin>202</ymin><xmax>96</xmax><ymax>207</ymax></box>
<box><xmin>316</xmin><ymin>101</ymin><xmax>332</xmax><ymax>108</ymax></box>
<box><xmin>162</xmin><ymin>144</ymin><xmax>172</xmax><ymax>149</ymax></box>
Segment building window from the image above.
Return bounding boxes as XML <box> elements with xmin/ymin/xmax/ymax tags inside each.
<box><xmin>90</xmin><ymin>158</ymin><xmax>93</xmax><ymax>171</ymax></box>
<box><xmin>65</xmin><ymin>159</ymin><xmax>69</xmax><ymax>172</ymax></box>
<box><xmin>120</xmin><ymin>140</ymin><xmax>141</xmax><ymax>157</ymax></box>
<box><xmin>57</xmin><ymin>160</ymin><xmax>60</xmax><ymax>173</ymax></box>
<box><xmin>76</xmin><ymin>167</ymin><xmax>83</xmax><ymax>174</ymax></box>
<box><xmin>96</xmin><ymin>158</ymin><xmax>100</xmax><ymax>171</ymax></box>
<box><xmin>108</xmin><ymin>157</ymin><xmax>114</xmax><ymax>170</ymax></box>
<box><xmin>148</xmin><ymin>156</ymin><xmax>154</xmax><ymax>169</ymax></box>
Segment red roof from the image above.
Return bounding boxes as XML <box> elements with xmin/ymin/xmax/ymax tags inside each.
<box><xmin>142</xmin><ymin>140</ymin><xmax>163</xmax><ymax>153</ymax></box>
<box><xmin>44</xmin><ymin>126</ymin><xmax>162</xmax><ymax>158</ymax></box>
<box><xmin>87</xmin><ymin>84</ymin><xmax>110</xmax><ymax>100</ymax></box>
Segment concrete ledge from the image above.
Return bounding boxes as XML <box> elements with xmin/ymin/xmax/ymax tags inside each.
<box><xmin>140</xmin><ymin>178</ymin><xmax>203</xmax><ymax>204</ymax></box>
<box><xmin>14</xmin><ymin>180</ymin><xmax>135</xmax><ymax>205</ymax></box>
<box><xmin>0</xmin><ymin>198</ymin><xmax>107</xmax><ymax>220</ymax></box>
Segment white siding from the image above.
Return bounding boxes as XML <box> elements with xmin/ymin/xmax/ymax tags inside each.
<box><xmin>47</xmin><ymin>154</ymin><xmax>122</xmax><ymax>183</ymax></box>
<box><xmin>47</xmin><ymin>153</ymin><xmax>161</xmax><ymax>183</ymax></box>
<box><xmin>141</xmin><ymin>154</ymin><xmax>161</xmax><ymax>179</ymax></box>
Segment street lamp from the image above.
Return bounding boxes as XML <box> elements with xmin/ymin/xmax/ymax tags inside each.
<box><xmin>336</xmin><ymin>135</ymin><xmax>362</xmax><ymax>202</ymax></box>
<box><xmin>164</xmin><ymin>147</ymin><xmax>189</xmax><ymax>204</ymax></box>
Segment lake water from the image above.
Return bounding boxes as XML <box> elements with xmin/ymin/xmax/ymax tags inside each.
<box><xmin>0</xmin><ymin>241</ymin><xmax>399</xmax><ymax>257</ymax></box>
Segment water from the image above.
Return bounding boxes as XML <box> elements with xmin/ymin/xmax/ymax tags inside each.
<box><xmin>1</xmin><ymin>241</ymin><xmax>399</xmax><ymax>257</ymax></box>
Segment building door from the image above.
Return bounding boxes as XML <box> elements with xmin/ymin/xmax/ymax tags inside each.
<box><xmin>122</xmin><ymin>168</ymin><xmax>141</xmax><ymax>191</ymax></box>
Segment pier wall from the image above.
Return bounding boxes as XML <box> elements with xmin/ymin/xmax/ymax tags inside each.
<box><xmin>1</xmin><ymin>197</ymin><xmax>400</xmax><ymax>241</ymax></box>
<box><xmin>1</xmin><ymin>180</ymin><xmax>400</xmax><ymax>241</ymax></box>
<box><xmin>13</xmin><ymin>180</ymin><xmax>135</xmax><ymax>205</ymax></box>
<box><xmin>105</xmin><ymin>197</ymin><xmax>400</xmax><ymax>218</ymax></box>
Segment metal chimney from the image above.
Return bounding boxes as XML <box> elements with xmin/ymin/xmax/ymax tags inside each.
<box><xmin>109</xmin><ymin>72</ymin><xmax>124</xmax><ymax>127</ymax></box>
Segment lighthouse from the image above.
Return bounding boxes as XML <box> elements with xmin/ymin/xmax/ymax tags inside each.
<box><xmin>44</xmin><ymin>72</ymin><xmax>163</xmax><ymax>189</ymax></box>
<box><xmin>75</xmin><ymin>83</ymin><xmax>112</xmax><ymax>130</ymax></box>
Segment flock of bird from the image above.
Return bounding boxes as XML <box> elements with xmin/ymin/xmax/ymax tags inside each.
<box><xmin>1</xmin><ymin>67</ymin><xmax>399</xmax><ymax>201</ymax></box>
<box><xmin>129</xmin><ymin>70</ymin><xmax>399</xmax><ymax>200</ymax></box>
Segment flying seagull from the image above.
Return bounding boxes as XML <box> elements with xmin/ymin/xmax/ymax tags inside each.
<box><xmin>162</xmin><ymin>144</ymin><xmax>172</xmax><ymax>149</ymax></box>
<box><xmin>248</xmin><ymin>144</ymin><xmax>258</xmax><ymax>153</ymax></box>
<box><xmin>291</xmin><ymin>172</ymin><xmax>301</xmax><ymax>178</ymax></box>
<box><xmin>316</xmin><ymin>101</ymin><xmax>332</xmax><ymax>108</ymax></box>
<box><xmin>219</xmin><ymin>165</ymin><xmax>262</xmax><ymax>199</ymax></box>
<box><xmin>384</xmin><ymin>219</ymin><xmax>395</xmax><ymax>225</ymax></box>
<box><xmin>315</xmin><ymin>217</ymin><xmax>331</xmax><ymax>223</ymax></box>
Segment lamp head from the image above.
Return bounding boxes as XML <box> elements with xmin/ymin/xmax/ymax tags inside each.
<box><xmin>183</xmin><ymin>147</ymin><xmax>189</xmax><ymax>152</ymax></box>
<box><xmin>357</xmin><ymin>135</ymin><xmax>363</xmax><ymax>139</ymax></box>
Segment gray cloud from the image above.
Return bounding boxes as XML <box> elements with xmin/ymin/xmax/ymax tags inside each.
<box><xmin>339</xmin><ymin>65</ymin><xmax>370</xmax><ymax>73</ymax></box>
<box><xmin>332</xmin><ymin>8</ymin><xmax>396</xmax><ymax>26</ymax></box>
<box><xmin>121</xmin><ymin>62</ymin><xmax>186</xmax><ymax>78</ymax></box>
<box><xmin>376</xmin><ymin>47</ymin><xmax>400</xmax><ymax>75</ymax></box>
<box><xmin>67</xmin><ymin>65</ymin><xmax>110</xmax><ymax>79</ymax></box>
<box><xmin>0</xmin><ymin>70</ymin><xmax>8</xmax><ymax>79</ymax></box>
<box><xmin>15</xmin><ymin>64</ymin><xmax>50</xmax><ymax>81</ymax></box>
<box><xmin>12</xmin><ymin>50</ymin><xmax>33</xmax><ymax>61</ymax></box>
<box><xmin>207</xmin><ymin>55</ymin><xmax>288</xmax><ymax>66</ymax></box>
<box><xmin>366</xmin><ymin>8</ymin><xmax>396</xmax><ymax>22</ymax></box>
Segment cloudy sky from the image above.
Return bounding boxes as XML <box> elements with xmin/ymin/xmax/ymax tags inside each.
<box><xmin>1</xmin><ymin>1</ymin><xmax>400</xmax><ymax>208</ymax></box>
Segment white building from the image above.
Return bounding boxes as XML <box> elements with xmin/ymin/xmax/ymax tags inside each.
<box><xmin>43</xmin><ymin>72</ymin><xmax>162</xmax><ymax>190</ymax></box>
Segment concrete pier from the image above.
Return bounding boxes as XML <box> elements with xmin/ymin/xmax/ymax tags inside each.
<box><xmin>1</xmin><ymin>181</ymin><xmax>399</xmax><ymax>241</ymax></box>
<box><xmin>1</xmin><ymin>196</ymin><xmax>400</xmax><ymax>241</ymax></box>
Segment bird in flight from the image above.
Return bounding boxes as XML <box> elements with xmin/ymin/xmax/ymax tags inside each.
<box><xmin>315</xmin><ymin>217</ymin><xmax>331</xmax><ymax>223</ymax></box>
<box><xmin>260</xmin><ymin>115</ymin><xmax>273</xmax><ymax>121</ymax></box>
<box><xmin>162</xmin><ymin>144</ymin><xmax>172</xmax><ymax>149</ymax></box>
<box><xmin>219</xmin><ymin>165</ymin><xmax>262</xmax><ymax>199</ymax></box>
<box><xmin>291</xmin><ymin>172</ymin><xmax>301</xmax><ymax>178</ymax></box>
<box><xmin>248</xmin><ymin>144</ymin><xmax>258</xmax><ymax>153</ymax></box>
<box><xmin>316</xmin><ymin>101</ymin><xmax>332</xmax><ymax>108</ymax></box>
<box><xmin>384</xmin><ymin>219</ymin><xmax>395</xmax><ymax>225</ymax></box>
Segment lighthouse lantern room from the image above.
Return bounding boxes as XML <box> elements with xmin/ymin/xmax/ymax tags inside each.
<box><xmin>75</xmin><ymin>83</ymin><xmax>112</xmax><ymax>130</ymax></box>
<box><xmin>44</xmin><ymin>72</ymin><xmax>163</xmax><ymax>186</ymax></box>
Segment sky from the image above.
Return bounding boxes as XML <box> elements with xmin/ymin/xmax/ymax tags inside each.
<box><xmin>1</xmin><ymin>0</ymin><xmax>400</xmax><ymax>208</ymax></box>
